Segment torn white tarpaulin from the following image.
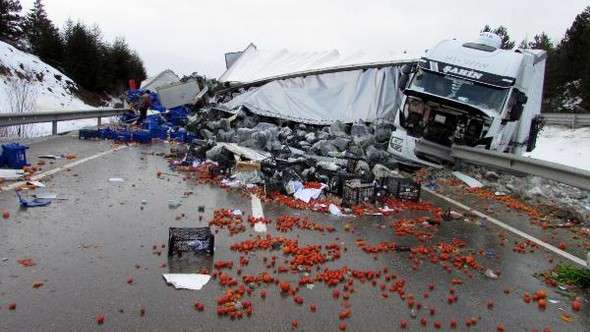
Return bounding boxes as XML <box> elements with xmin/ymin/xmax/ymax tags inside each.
<box><xmin>220</xmin><ymin>67</ymin><xmax>404</xmax><ymax>125</ymax></box>
<box><xmin>163</xmin><ymin>274</ymin><xmax>211</xmax><ymax>290</ymax></box>
<box><xmin>217</xmin><ymin>143</ymin><xmax>271</xmax><ymax>161</ymax></box>
<box><xmin>452</xmin><ymin>171</ymin><xmax>484</xmax><ymax>188</ymax></box>
<box><xmin>219</xmin><ymin>43</ymin><xmax>418</xmax><ymax>83</ymax></box>
<box><xmin>294</xmin><ymin>184</ymin><xmax>327</xmax><ymax>203</ymax></box>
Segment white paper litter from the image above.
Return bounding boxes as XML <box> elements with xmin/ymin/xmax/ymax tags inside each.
<box><xmin>163</xmin><ymin>274</ymin><xmax>211</xmax><ymax>290</ymax></box>
<box><xmin>484</xmin><ymin>269</ymin><xmax>499</xmax><ymax>279</ymax></box>
<box><xmin>329</xmin><ymin>204</ymin><xmax>344</xmax><ymax>216</ymax></box>
<box><xmin>108</xmin><ymin>178</ymin><xmax>125</xmax><ymax>183</ymax></box>
<box><xmin>35</xmin><ymin>193</ymin><xmax>57</xmax><ymax>200</ymax></box>
<box><xmin>381</xmin><ymin>206</ymin><xmax>395</xmax><ymax>213</ymax></box>
<box><xmin>286</xmin><ymin>181</ymin><xmax>304</xmax><ymax>195</ymax></box>
<box><xmin>232</xmin><ymin>209</ymin><xmax>243</xmax><ymax>216</ymax></box>
<box><xmin>254</xmin><ymin>222</ymin><xmax>267</xmax><ymax>233</ymax></box>
<box><xmin>294</xmin><ymin>184</ymin><xmax>326</xmax><ymax>203</ymax></box>
<box><xmin>27</xmin><ymin>180</ymin><xmax>45</xmax><ymax>188</ymax></box>
<box><xmin>452</xmin><ymin>171</ymin><xmax>484</xmax><ymax>188</ymax></box>
<box><xmin>0</xmin><ymin>169</ymin><xmax>25</xmax><ymax>180</ymax></box>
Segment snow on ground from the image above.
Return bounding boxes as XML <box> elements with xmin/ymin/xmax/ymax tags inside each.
<box><xmin>0</xmin><ymin>41</ymin><xmax>108</xmax><ymax>137</ymax></box>
<box><xmin>526</xmin><ymin>125</ymin><xmax>590</xmax><ymax>171</ymax></box>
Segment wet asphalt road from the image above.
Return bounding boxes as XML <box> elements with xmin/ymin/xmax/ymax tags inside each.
<box><xmin>0</xmin><ymin>135</ymin><xmax>588</xmax><ymax>331</ymax></box>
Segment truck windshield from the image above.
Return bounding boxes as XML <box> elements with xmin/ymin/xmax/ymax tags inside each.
<box><xmin>408</xmin><ymin>69</ymin><xmax>509</xmax><ymax>114</ymax></box>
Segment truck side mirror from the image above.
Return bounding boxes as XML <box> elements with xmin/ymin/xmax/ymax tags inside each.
<box><xmin>509</xmin><ymin>103</ymin><xmax>524</xmax><ymax>121</ymax></box>
<box><xmin>517</xmin><ymin>91</ymin><xmax>528</xmax><ymax>104</ymax></box>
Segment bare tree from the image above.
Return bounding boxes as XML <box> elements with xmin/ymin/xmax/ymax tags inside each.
<box><xmin>2</xmin><ymin>79</ymin><xmax>38</xmax><ymax>138</ymax></box>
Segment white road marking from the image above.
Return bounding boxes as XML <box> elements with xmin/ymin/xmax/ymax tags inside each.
<box><xmin>423</xmin><ymin>187</ymin><xmax>588</xmax><ymax>267</ymax></box>
<box><xmin>251</xmin><ymin>194</ymin><xmax>264</xmax><ymax>218</ymax></box>
<box><xmin>1</xmin><ymin>145</ymin><xmax>128</xmax><ymax>192</ymax></box>
<box><xmin>251</xmin><ymin>194</ymin><xmax>267</xmax><ymax>233</ymax></box>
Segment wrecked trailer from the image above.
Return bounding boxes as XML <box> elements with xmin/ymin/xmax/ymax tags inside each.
<box><xmin>215</xmin><ymin>43</ymin><xmax>418</xmax><ymax>125</ymax></box>
<box><xmin>212</xmin><ymin>33</ymin><xmax>546</xmax><ymax>168</ymax></box>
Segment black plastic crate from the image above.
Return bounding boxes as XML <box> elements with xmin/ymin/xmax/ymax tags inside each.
<box><xmin>376</xmin><ymin>176</ymin><xmax>421</xmax><ymax>202</ymax></box>
<box><xmin>208</xmin><ymin>164</ymin><xmax>232</xmax><ymax>178</ymax></box>
<box><xmin>79</xmin><ymin>129</ymin><xmax>100</xmax><ymax>140</ymax></box>
<box><xmin>342</xmin><ymin>179</ymin><xmax>375</xmax><ymax>207</ymax></box>
<box><xmin>325</xmin><ymin>171</ymin><xmax>359</xmax><ymax>196</ymax></box>
<box><xmin>168</xmin><ymin>227</ymin><xmax>214</xmax><ymax>256</ymax></box>
<box><xmin>375</xmin><ymin>177</ymin><xmax>398</xmax><ymax>194</ymax></box>
<box><xmin>396</xmin><ymin>178</ymin><xmax>421</xmax><ymax>202</ymax></box>
<box><xmin>345</xmin><ymin>158</ymin><xmax>360</xmax><ymax>173</ymax></box>
<box><xmin>168</xmin><ymin>254</ymin><xmax>213</xmax><ymax>274</ymax></box>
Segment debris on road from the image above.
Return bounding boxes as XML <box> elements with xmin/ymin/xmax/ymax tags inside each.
<box><xmin>0</xmin><ymin>169</ymin><xmax>25</xmax><ymax>181</ymax></box>
<box><xmin>452</xmin><ymin>171</ymin><xmax>484</xmax><ymax>188</ymax></box>
<box><xmin>16</xmin><ymin>191</ymin><xmax>52</xmax><ymax>208</ymax></box>
<box><xmin>17</xmin><ymin>258</ymin><xmax>36</xmax><ymax>267</ymax></box>
<box><xmin>485</xmin><ymin>269</ymin><xmax>499</xmax><ymax>279</ymax></box>
<box><xmin>38</xmin><ymin>154</ymin><xmax>62</xmax><ymax>160</ymax></box>
<box><xmin>163</xmin><ymin>273</ymin><xmax>211</xmax><ymax>290</ymax></box>
<box><xmin>168</xmin><ymin>227</ymin><xmax>215</xmax><ymax>256</ymax></box>
<box><xmin>26</xmin><ymin>180</ymin><xmax>45</xmax><ymax>188</ymax></box>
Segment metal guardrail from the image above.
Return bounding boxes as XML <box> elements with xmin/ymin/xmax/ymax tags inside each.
<box><xmin>542</xmin><ymin>113</ymin><xmax>590</xmax><ymax>128</ymax></box>
<box><xmin>451</xmin><ymin>145</ymin><xmax>590</xmax><ymax>191</ymax></box>
<box><xmin>0</xmin><ymin>109</ymin><xmax>129</xmax><ymax>135</ymax></box>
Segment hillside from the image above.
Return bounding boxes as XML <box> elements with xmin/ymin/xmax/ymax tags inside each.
<box><xmin>0</xmin><ymin>40</ymin><xmax>94</xmax><ymax>113</ymax></box>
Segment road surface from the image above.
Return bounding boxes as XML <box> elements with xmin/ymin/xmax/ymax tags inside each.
<box><xmin>0</xmin><ymin>134</ymin><xmax>587</xmax><ymax>331</ymax></box>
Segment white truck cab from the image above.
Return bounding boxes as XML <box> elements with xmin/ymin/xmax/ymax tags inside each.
<box><xmin>389</xmin><ymin>33</ymin><xmax>546</xmax><ymax>166</ymax></box>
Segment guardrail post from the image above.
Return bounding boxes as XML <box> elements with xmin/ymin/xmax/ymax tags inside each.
<box><xmin>52</xmin><ymin>120</ymin><xmax>58</xmax><ymax>135</ymax></box>
<box><xmin>572</xmin><ymin>114</ymin><xmax>577</xmax><ymax>129</ymax></box>
<box><xmin>97</xmin><ymin>117</ymin><xmax>102</xmax><ymax>127</ymax></box>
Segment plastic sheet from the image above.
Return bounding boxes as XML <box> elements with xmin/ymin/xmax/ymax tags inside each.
<box><xmin>221</xmin><ymin>67</ymin><xmax>402</xmax><ymax>125</ymax></box>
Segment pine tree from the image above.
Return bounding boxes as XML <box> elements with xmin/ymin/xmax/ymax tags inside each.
<box><xmin>22</xmin><ymin>0</ymin><xmax>63</xmax><ymax>66</ymax></box>
<box><xmin>0</xmin><ymin>0</ymin><xmax>23</xmax><ymax>44</ymax></box>
<box><xmin>481</xmin><ymin>25</ymin><xmax>516</xmax><ymax>49</ymax></box>
<box><xmin>528</xmin><ymin>32</ymin><xmax>554</xmax><ymax>51</ymax></box>
<box><xmin>553</xmin><ymin>6</ymin><xmax>590</xmax><ymax>111</ymax></box>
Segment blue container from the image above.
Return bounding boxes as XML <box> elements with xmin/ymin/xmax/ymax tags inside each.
<box><xmin>148</xmin><ymin>126</ymin><xmax>167</xmax><ymax>140</ymax></box>
<box><xmin>1</xmin><ymin>143</ymin><xmax>29</xmax><ymax>169</ymax></box>
<box><xmin>132</xmin><ymin>130</ymin><xmax>152</xmax><ymax>144</ymax></box>
<box><xmin>115</xmin><ymin>130</ymin><xmax>132</xmax><ymax>143</ymax></box>
<box><xmin>98</xmin><ymin>128</ymin><xmax>109</xmax><ymax>139</ymax></box>
<box><xmin>99</xmin><ymin>127</ymin><xmax>118</xmax><ymax>140</ymax></box>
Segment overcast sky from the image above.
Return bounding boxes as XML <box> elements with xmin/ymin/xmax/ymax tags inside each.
<box><xmin>21</xmin><ymin>0</ymin><xmax>589</xmax><ymax>79</ymax></box>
